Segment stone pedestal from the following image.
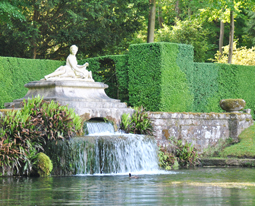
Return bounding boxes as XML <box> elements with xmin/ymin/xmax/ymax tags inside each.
<box><xmin>4</xmin><ymin>79</ymin><xmax>133</xmax><ymax>125</ymax></box>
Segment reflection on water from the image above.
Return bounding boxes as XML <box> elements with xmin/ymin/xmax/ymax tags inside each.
<box><xmin>1</xmin><ymin>167</ymin><xmax>255</xmax><ymax>205</ymax></box>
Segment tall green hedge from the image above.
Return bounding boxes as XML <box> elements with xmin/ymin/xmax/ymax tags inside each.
<box><xmin>78</xmin><ymin>54</ymin><xmax>129</xmax><ymax>103</ymax></box>
<box><xmin>193</xmin><ymin>63</ymin><xmax>219</xmax><ymax>112</ymax></box>
<box><xmin>0</xmin><ymin>57</ymin><xmax>63</xmax><ymax>108</ymax></box>
<box><xmin>128</xmin><ymin>43</ymin><xmax>193</xmax><ymax>112</ymax></box>
<box><xmin>2</xmin><ymin>42</ymin><xmax>255</xmax><ymax>117</ymax></box>
<box><xmin>193</xmin><ymin>63</ymin><xmax>255</xmax><ymax>116</ymax></box>
<box><xmin>0</xmin><ymin>55</ymin><xmax>129</xmax><ymax>108</ymax></box>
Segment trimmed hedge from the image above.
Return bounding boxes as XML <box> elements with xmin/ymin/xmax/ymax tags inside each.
<box><xmin>1</xmin><ymin>42</ymin><xmax>255</xmax><ymax>118</ymax></box>
<box><xmin>0</xmin><ymin>57</ymin><xmax>63</xmax><ymax>108</ymax></box>
<box><xmin>0</xmin><ymin>55</ymin><xmax>129</xmax><ymax>108</ymax></box>
<box><xmin>78</xmin><ymin>55</ymin><xmax>129</xmax><ymax>103</ymax></box>
<box><xmin>193</xmin><ymin>63</ymin><xmax>255</xmax><ymax>117</ymax></box>
<box><xmin>128</xmin><ymin>43</ymin><xmax>193</xmax><ymax>112</ymax></box>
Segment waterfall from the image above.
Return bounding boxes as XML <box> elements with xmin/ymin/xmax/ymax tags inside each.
<box><xmin>46</xmin><ymin>121</ymin><xmax>160</xmax><ymax>175</ymax></box>
<box><xmin>85</xmin><ymin>121</ymin><xmax>115</xmax><ymax>135</ymax></box>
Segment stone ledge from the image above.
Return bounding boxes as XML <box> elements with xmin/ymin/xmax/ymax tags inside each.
<box><xmin>201</xmin><ymin>158</ymin><xmax>255</xmax><ymax>167</ymax></box>
<box><xmin>149</xmin><ymin>112</ymin><xmax>252</xmax><ymax>120</ymax></box>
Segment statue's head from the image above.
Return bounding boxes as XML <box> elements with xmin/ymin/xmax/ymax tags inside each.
<box><xmin>70</xmin><ymin>45</ymin><xmax>78</xmax><ymax>55</ymax></box>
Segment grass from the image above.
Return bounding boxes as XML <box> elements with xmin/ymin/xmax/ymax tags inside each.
<box><xmin>220</xmin><ymin>123</ymin><xmax>255</xmax><ymax>158</ymax></box>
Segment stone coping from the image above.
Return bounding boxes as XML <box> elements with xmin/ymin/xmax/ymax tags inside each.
<box><xmin>25</xmin><ymin>80</ymin><xmax>107</xmax><ymax>88</ymax></box>
<box><xmin>200</xmin><ymin>158</ymin><xmax>255</xmax><ymax>167</ymax></box>
<box><xmin>148</xmin><ymin>112</ymin><xmax>252</xmax><ymax>120</ymax></box>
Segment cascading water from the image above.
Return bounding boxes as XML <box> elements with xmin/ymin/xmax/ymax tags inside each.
<box><xmin>46</xmin><ymin>121</ymin><xmax>160</xmax><ymax>175</ymax></box>
<box><xmin>85</xmin><ymin>121</ymin><xmax>115</xmax><ymax>135</ymax></box>
<box><xmin>91</xmin><ymin>134</ymin><xmax>159</xmax><ymax>174</ymax></box>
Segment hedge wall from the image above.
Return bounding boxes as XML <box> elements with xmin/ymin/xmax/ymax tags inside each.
<box><xmin>2</xmin><ymin>42</ymin><xmax>255</xmax><ymax>117</ymax></box>
<box><xmin>78</xmin><ymin>55</ymin><xmax>129</xmax><ymax>103</ymax></box>
<box><xmin>128</xmin><ymin>42</ymin><xmax>193</xmax><ymax>112</ymax></box>
<box><xmin>193</xmin><ymin>63</ymin><xmax>255</xmax><ymax>116</ymax></box>
<box><xmin>0</xmin><ymin>57</ymin><xmax>63</xmax><ymax>108</ymax></box>
<box><xmin>0</xmin><ymin>55</ymin><xmax>129</xmax><ymax>109</ymax></box>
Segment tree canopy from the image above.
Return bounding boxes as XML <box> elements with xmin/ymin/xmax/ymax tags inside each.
<box><xmin>1</xmin><ymin>0</ymin><xmax>255</xmax><ymax>64</ymax></box>
<box><xmin>0</xmin><ymin>0</ymin><xmax>148</xmax><ymax>59</ymax></box>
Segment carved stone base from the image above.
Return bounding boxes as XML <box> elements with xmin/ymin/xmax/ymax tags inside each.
<box><xmin>5</xmin><ymin>79</ymin><xmax>133</xmax><ymax>126</ymax></box>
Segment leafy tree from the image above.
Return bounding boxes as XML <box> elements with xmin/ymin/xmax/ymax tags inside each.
<box><xmin>155</xmin><ymin>18</ymin><xmax>212</xmax><ymax>62</ymax></box>
<box><xmin>213</xmin><ymin>41</ymin><xmax>255</xmax><ymax>65</ymax></box>
<box><xmin>0</xmin><ymin>0</ymin><xmax>148</xmax><ymax>59</ymax></box>
<box><xmin>198</xmin><ymin>0</ymin><xmax>255</xmax><ymax>63</ymax></box>
<box><xmin>0</xmin><ymin>0</ymin><xmax>25</xmax><ymax>25</ymax></box>
<box><xmin>244</xmin><ymin>11</ymin><xmax>255</xmax><ymax>46</ymax></box>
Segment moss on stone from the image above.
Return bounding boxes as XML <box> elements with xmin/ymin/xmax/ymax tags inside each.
<box><xmin>220</xmin><ymin>99</ymin><xmax>246</xmax><ymax>112</ymax></box>
<box><xmin>36</xmin><ymin>152</ymin><xmax>53</xmax><ymax>177</ymax></box>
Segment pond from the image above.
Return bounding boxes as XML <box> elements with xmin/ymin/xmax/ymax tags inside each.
<box><xmin>1</xmin><ymin>167</ymin><xmax>255</xmax><ymax>205</ymax></box>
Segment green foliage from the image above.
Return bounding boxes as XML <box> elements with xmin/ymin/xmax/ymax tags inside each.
<box><xmin>158</xmin><ymin>146</ymin><xmax>178</xmax><ymax>170</ymax></box>
<box><xmin>0</xmin><ymin>56</ymin><xmax>63</xmax><ymax>108</ymax></box>
<box><xmin>128</xmin><ymin>42</ymin><xmax>193</xmax><ymax>112</ymax></box>
<box><xmin>0</xmin><ymin>109</ymin><xmax>43</xmax><ymax>174</ymax></box>
<box><xmin>192</xmin><ymin>62</ymin><xmax>255</xmax><ymax>117</ymax></box>
<box><xmin>36</xmin><ymin>152</ymin><xmax>53</xmax><ymax>177</ymax></box>
<box><xmin>0</xmin><ymin>96</ymin><xmax>82</xmax><ymax>176</ymax></box>
<box><xmin>213</xmin><ymin>41</ymin><xmax>255</xmax><ymax>65</ymax></box>
<box><xmin>0</xmin><ymin>0</ymin><xmax>148</xmax><ymax>59</ymax></box>
<box><xmin>120</xmin><ymin>106</ymin><xmax>153</xmax><ymax>135</ymax></box>
<box><xmin>0</xmin><ymin>55</ymin><xmax>129</xmax><ymax>109</ymax></box>
<box><xmin>220</xmin><ymin>124</ymin><xmax>255</xmax><ymax>158</ymax></box>
<box><xmin>202</xmin><ymin>138</ymin><xmax>235</xmax><ymax>158</ymax></box>
<box><xmin>158</xmin><ymin>138</ymin><xmax>199</xmax><ymax>169</ymax></box>
<box><xmin>79</xmin><ymin>55</ymin><xmax>129</xmax><ymax>103</ymax></box>
<box><xmin>174</xmin><ymin>140</ymin><xmax>199</xmax><ymax>167</ymax></box>
<box><xmin>192</xmin><ymin>63</ymin><xmax>220</xmax><ymax>112</ymax></box>
<box><xmin>244</xmin><ymin>11</ymin><xmax>255</xmax><ymax>46</ymax></box>
<box><xmin>20</xmin><ymin>96</ymin><xmax>82</xmax><ymax>141</ymax></box>
<box><xmin>155</xmin><ymin>19</ymin><xmax>212</xmax><ymax>62</ymax></box>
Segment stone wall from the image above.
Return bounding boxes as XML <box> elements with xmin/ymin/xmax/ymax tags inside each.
<box><xmin>148</xmin><ymin>112</ymin><xmax>253</xmax><ymax>152</ymax></box>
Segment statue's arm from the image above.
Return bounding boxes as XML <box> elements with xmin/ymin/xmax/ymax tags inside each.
<box><xmin>77</xmin><ymin>62</ymin><xmax>89</xmax><ymax>69</ymax></box>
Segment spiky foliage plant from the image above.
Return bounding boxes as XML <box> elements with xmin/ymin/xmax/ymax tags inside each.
<box><xmin>0</xmin><ymin>96</ymin><xmax>82</xmax><ymax>176</ymax></box>
<box><xmin>120</xmin><ymin>106</ymin><xmax>153</xmax><ymax>135</ymax></box>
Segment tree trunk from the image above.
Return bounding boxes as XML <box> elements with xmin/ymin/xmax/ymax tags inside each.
<box><xmin>219</xmin><ymin>20</ymin><xmax>224</xmax><ymax>60</ymax></box>
<box><xmin>158</xmin><ymin>6</ymin><xmax>164</xmax><ymax>28</ymax></box>
<box><xmin>147</xmin><ymin>0</ymin><xmax>156</xmax><ymax>43</ymax></box>
<box><xmin>175</xmin><ymin>0</ymin><xmax>180</xmax><ymax>21</ymax></box>
<box><xmin>32</xmin><ymin>45</ymin><xmax>37</xmax><ymax>59</ymax></box>
<box><xmin>228</xmin><ymin>10</ymin><xmax>234</xmax><ymax>64</ymax></box>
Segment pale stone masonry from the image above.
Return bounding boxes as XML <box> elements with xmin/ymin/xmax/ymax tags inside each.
<box><xmin>148</xmin><ymin>112</ymin><xmax>253</xmax><ymax>152</ymax></box>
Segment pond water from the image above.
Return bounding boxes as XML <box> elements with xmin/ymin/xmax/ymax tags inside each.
<box><xmin>1</xmin><ymin>167</ymin><xmax>255</xmax><ymax>205</ymax></box>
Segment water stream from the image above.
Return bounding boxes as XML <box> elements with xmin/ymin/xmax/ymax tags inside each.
<box><xmin>45</xmin><ymin>121</ymin><xmax>160</xmax><ymax>175</ymax></box>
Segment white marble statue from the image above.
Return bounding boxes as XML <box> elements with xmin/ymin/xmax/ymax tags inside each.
<box><xmin>44</xmin><ymin>45</ymin><xmax>94</xmax><ymax>81</ymax></box>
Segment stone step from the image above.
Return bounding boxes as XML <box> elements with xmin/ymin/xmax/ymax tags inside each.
<box><xmin>62</xmin><ymin>101</ymin><xmax>128</xmax><ymax>109</ymax></box>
